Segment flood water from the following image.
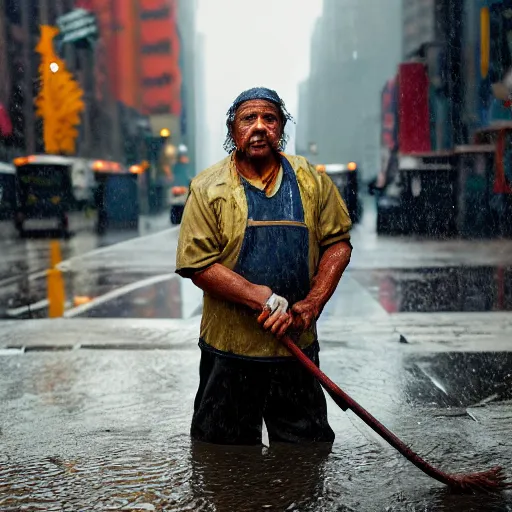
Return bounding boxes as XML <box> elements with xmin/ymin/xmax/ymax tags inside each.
<box><xmin>1</xmin><ymin>335</ymin><xmax>511</xmax><ymax>511</ymax></box>
<box><xmin>351</xmin><ymin>266</ymin><xmax>512</xmax><ymax>313</ymax></box>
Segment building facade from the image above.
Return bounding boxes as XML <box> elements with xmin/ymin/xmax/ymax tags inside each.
<box><xmin>0</xmin><ymin>0</ymin><xmax>122</xmax><ymax>161</ymax></box>
<box><xmin>402</xmin><ymin>0</ymin><xmax>437</xmax><ymax>58</ymax></box>
<box><xmin>1</xmin><ymin>0</ymin><xmax>198</xmax><ymax>169</ymax></box>
<box><xmin>177</xmin><ymin>0</ymin><xmax>199</xmax><ymax>174</ymax></box>
<box><xmin>297</xmin><ymin>0</ymin><xmax>401</xmax><ymax>180</ymax></box>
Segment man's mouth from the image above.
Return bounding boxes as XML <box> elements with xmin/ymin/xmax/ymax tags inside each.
<box><xmin>249</xmin><ymin>137</ymin><xmax>267</xmax><ymax>147</ymax></box>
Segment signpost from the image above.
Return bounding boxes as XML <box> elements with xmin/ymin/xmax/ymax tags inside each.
<box><xmin>54</xmin><ymin>8</ymin><xmax>99</xmax><ymax>157</ymax></box>
<box><xmin>56</xmin><ymin>8</ymin><xmax>98</xmax><ymax>45</ymax></box>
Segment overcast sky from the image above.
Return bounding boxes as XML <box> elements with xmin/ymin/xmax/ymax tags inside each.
<box><xmin>196</xmin><ymin>0</ymin><xmax>323</xmax><ymax>166</ymax></box>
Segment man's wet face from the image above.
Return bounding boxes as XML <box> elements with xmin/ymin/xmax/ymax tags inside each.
<box><xmin>232</xmin><ymin>100</ymin><xmax>283</xmax><ymax>159</ymax></box>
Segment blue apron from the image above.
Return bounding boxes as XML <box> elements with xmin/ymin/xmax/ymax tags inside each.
<box><xmin>233</xmin><ymin>156</ymin><xmax>310</xmax><ymax>306</ymax></box>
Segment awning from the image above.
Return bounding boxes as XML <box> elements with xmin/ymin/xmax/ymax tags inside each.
<box><xmin>0</xmin><ymin>103</ymin><xmax>13</xmax><ymax>137</ymax></box>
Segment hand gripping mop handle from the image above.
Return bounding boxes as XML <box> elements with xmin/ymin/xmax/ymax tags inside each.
<box><xmin>279</xmin><ymin>334</ymin><xmax>511</xmax><ymax>492</ymax></box>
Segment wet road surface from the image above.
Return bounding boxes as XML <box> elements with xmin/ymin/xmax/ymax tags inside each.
<box><xmin>1</xmin><ymin>317</ymin><xmax>512</xmax><ymax>511</ymax></box>
<box><xmin>0</xmin><ymin>214</ymin><xmax>174</xmax><ymax>319</ymax></box>
<box><xmin>351</xmin><ymin>266</ymin><xmax>512</xmax><ymax>313</ymax></box>
<box><xmin>1</xmin><ymin>204</ymin><xmax>512</xmax><ymax>510</ymax></box>
<box><xmin>3</xmin><ymin>217</ymin><xmax>512</xmax><ymax>321</ymax></box>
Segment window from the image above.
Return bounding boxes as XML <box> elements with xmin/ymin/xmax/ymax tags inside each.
<box><xmin>144</xmin><ymin>104</ymin><xmax>171</xmax><ymax>115</ymax></box>
<box><xmin>142</xmin><ymin>73</ymin><xmax>172</xmax><ymax>87</ymax></box>
<box><xmin>140</xmin><ymin>7</ymin><xmax>170</xmax><ymax>21</ymax></box>
<box><xmin>141</xmin><ymin>40</ymin><xmax>171</xmax><ymax>54</ymax></box>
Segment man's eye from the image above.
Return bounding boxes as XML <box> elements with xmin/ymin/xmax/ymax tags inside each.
<box><xmin>265</xmin><ymin>115</ymin><xmax>277</xmax><ymax>122</ymax></box>
<box><xmin>244</xmin><ymin>115</ymin><xmax>255</xmax><ymax>121</ymax></box>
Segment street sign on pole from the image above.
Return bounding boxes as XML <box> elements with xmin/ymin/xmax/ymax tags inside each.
<box><xmin>56</xmin><ymin>8</ymin><xmax>98</xmax><ymax>44</ymax></box>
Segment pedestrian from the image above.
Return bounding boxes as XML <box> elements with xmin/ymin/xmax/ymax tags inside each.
<box><xmin>176</xmin><ymin>87</ymin><xmax>352</xmax><ymax>446</ymax></box>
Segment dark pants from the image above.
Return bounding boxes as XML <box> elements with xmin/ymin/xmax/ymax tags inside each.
<box><xmin>190</xmin><ymin>345</ymin><xmax>335</xmax><ymax>445</ymax></box>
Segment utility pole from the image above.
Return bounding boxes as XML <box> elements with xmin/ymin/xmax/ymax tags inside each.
<box><xmin>132</xmin><ymin>0</ymin><xmax>143</xmax><ymax>113</ymax></box>
<box><xmin>77</xmin><ymin>44</ymin><xmax>94</xmax><ymax>158</ymax></box>
<box><xmin>445</xmin><ymin>0</ymin><xmax>463</xmax><ymax>146</ymax></box>
<box><xmin>132</xmin><ymin>0</ymin><xmax>145</xmax><ymax>164</ymax></box>
<box><xmin>21</xmin><ymin>0</ymin><xmax>35</xmax><ymax>154</ymax></box>
<box><xmin>108</xmin><ymin>0</ymin><xmax>122</xmax><ymax>161</ymax></box>
<box><xmin>39</xmin><ymin>0</ymin><xmax>49</xmax><ymax>24</ymax></box>
<box><xmin>0</xmin><ymin>0</ymin><xmax>10</xmax><ymax>106</ymax></box>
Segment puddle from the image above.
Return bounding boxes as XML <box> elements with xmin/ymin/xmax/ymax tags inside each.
<box><xmin>1</xmin><ymin>269</ymin><xmax>203</xmax><ymax>320</ymax></box>
<box><xmin>1</xmin><ymin>341</ymin><xmax>511</xmax><ymax>511</ymax></box>
<box><xmin>67</xmin><ymin>272</ymin><xmax>203</xmax><ymax>319</ymax></box>
<box><xmin>351</xmin><ymin>266</ymin><xmax>512</xmax><ymax>313</ymax></box>
<box><xmin>404</xmin><ymin>352</ymin><xmax>512</xmax><ymax>407</ymax></box>
<box><xmin>1</xmin><ymin>434</ymin><xmax>510</xmax><ymax>511</ymax></box>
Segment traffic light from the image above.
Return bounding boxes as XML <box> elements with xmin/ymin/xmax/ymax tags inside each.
<box><xmin>35</xmin><ymin>25</ymin><xmax>85</xmax><ymax>155</ymax></box>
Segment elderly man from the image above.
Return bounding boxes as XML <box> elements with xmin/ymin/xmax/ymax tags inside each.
<box><xmin>176</xmin><ymin>87</ymin><xmax>352</xmax><ymax>446</ymax></box>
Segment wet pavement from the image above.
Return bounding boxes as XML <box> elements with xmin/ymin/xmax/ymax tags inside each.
<box><xmin>1</xmin><ymin>201</ymin><xmax>512</xmax><ymax>510</ymax></box>
<box><xmin>0</xmin><ymin>214</ymin><xmax>174</xmax><ymax>319</ymax></box>
<box><xmin>351</xmin><ymin>266</ymin><xmax>512</xmax><ymax>313</ymax></box>
<box><xmin>0</xmin><ymin>317</ymin><xmax>511</xmax><ymax>511</ymax></box>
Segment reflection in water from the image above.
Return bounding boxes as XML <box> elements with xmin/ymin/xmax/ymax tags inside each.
<box><xmin>2</xmin><ymin>439</ymin><xmax>510</xmax><ymax>511</ymax></box>
<box><xmin>352</xmin><ymin>266</ymin><xmax>512</xmax><ymax>313</ymax></box>
<box><xmin>404</xmin><ymin>352</ymin><xmax>512</xmax><ymax>408</ymax></box>
<box><xmin>189</xmin><ymin>441</ymin><xmax>331</xmax><ymax>512</ymax></box>
<box><xmin>68</xmin><ymin>272</ymin><xmax>203</xmax><ymax>319</ymax></box>
<box><xmin>429</xmin><ymin>487</ymin><xmax>511</xmax><ymax>512</ymax></box>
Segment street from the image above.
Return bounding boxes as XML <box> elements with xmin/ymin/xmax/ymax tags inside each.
<box><xmin>0</xmin><ymin>213</ymin><xmax>172</xmax><ymax>320</ymax></box>
<box><xmin>1</xmin><ymin>199</ymin><xmax>512</xmax><ymax>511</ymax></box>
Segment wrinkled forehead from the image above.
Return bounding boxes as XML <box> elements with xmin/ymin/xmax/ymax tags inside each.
<box><xmin>234</xmin><ymin>100</ymin><xmax>281</xmax><ymax>120</ymax></box>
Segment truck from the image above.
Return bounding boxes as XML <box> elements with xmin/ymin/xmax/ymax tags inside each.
<box><xmin>371</xmin><ymin>0</ymin><xmax>512</xmax><ymax>237</ymax></box>
<box><xmin>12</xmin><ymin>155</ymin><xmax>139</xmax><ymax>236</ymax></box>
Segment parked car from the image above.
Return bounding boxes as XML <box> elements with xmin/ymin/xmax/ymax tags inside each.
<box><xmin>169</xmin><ymin>185</ymin><xmax>189</xmax><ymax>225</ymax></box>
<box><xmin>316</xmin><ymin>162</ymin><xmax>362</xmax><ymax>223</ymax></box>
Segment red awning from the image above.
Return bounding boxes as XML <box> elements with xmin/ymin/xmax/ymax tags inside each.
<box><xmin>0</xmin><ymin>104</ymin><xmax>13</xmax><ymax>137</ymax></box>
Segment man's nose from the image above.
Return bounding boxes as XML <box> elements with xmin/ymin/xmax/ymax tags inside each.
<box><xmin>254</xmin><ymin>116</ymin><xmax>265</xmax><ymax>130</ymax></box>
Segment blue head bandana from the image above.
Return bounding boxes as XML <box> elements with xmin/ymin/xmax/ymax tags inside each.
<box><xmin>223</xmin><ymin>87</ymin><xmax>294</xmax><ymax>153</ymax></box>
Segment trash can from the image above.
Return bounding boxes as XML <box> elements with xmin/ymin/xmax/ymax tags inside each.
<box><xmin>0</xmin><ymin>163</ymin><xmax>16</xmax><ymax>220</ymax></box>
<box><xmin>454</xmin><ymin>145</ymin><xmax>498</xmax><ymax>238</ymax></box>
<box><xmin>95</xmin><ymin>173</ymin><xmax>139</xmax><ymax>233</ymax></box>
<box><xmin>473</xmin><ymin>125</ymin><xmax>512</xmax><ymax>238</ymax></box>
<box><xmin>397</xmin><ymin>153</ymin><xmax>457</xmax><ymax>237</ymax></box>
<box><xmin>324</xmin><ymin>163</ymin><xmax>361</xmax><ymax>223</ymax></box>
<box><xmin>495</xmin><ymin>132</ymin><xmax>512</xmax><ymax>237</ymax></box>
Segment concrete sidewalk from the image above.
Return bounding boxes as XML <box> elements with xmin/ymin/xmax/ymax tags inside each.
<box><xmin>1</xmin><ymin>310</ymin><xmax>512</xmax><ymax>352</ymax></box>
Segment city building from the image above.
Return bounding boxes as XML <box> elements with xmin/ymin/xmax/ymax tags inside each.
<box><xmin>194</xmin><ymin>31</ymin><xmax>207</xmax><ymax>173</ymax></box>
<box><xmin>295</xmin><ymin>80</ymin><xmax>310</xmax><ymax>156</ymax></box>
<box><xmin>402</xmin><ymin>0</ymin><xmax>449</xmax><ymax>59</ymax></box>
<box><xmin>81</xmin><ymin>0</ymin><xmax>201</xmax><ymax>172</ymax></box>
<box><xmin>1</xmin><ymin>0</ymin><xmax>199</xmax><ymax>170</ymax></box>
<box><xmin>1</xmin><ymin>0</ymin><xmax>117</xmax><ymax>161</ymax></box>
<box><xmin>297</xmin><ymin>0</ymin><xmax>401</xmax><ymax>181</ymax></box>
<box><xmin>177</xmin><ymin>0</ymin><xmax>199</xmax><ymax>174</ymax></box>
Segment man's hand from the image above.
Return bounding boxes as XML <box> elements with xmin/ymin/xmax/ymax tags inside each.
<box><xmin>257</xmin><ymin>293</ymin><xmax>293</xmax><ymax>339</ymax></box>
<box><xmin>290</xmin><ymin>298</ymin><xmax>321</xmax><ymax>333</ymax></box>
<box><xmin>287</xmin><ymin>241</ymin><xmax>352</xmax><ymax>333</ymax></box>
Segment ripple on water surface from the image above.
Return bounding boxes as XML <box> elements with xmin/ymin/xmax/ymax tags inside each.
<box><xmin>1</xmin><ymin>435</ymin><xmax>511</xmax><ymax>511</ymax></box>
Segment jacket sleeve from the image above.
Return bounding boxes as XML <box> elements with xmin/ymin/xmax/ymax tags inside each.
<box><xmin>175</xmin><ymin>181</ymin><xmax>223</xmax><ymax>277</ymax></box>
<box><xmin>315</xmin><ymin>168</ymin><xmax>353</xmax><ymax>247</ymax></box>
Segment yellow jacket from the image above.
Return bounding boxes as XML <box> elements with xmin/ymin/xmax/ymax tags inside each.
<box><xmin>176</xmin><ymin>153</ymin><xmax>352</xmax><ymax>357</ymax></box>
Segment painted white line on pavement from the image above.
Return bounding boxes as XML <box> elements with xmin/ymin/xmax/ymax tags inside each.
<box><xmin>57</xmin><ymin>225</ymin><xmax>181</xmax><ymax>271</ymax></box>
<box><xmin>0</xmin><ymin>269</ymin><xmax>48</xmax><ymax>288</ymax></box>
<box><xmin>64</xmin><ymin>272</ymin><xmax>178</xmax><ymax>318</ymax></box>
<box><xmin>6</xmin><ymin>299</ymin><xmax>49</xmax><ymax>316</ymax></box>
<box><xmin>6</xmin><ymin>299</ymin><xmax>74</xmax><ymax>317</ymax></box>
<box><xmin>0</xmin><ymin>348</ymin><xmax>24</xmax><ymax>356</ymax></box>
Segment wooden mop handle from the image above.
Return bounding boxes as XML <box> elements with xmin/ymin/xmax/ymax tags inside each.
<box><xmin>279</xmin><ymin>334</ymin><xmax>454</xmax><ymax>486</ymax></box>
